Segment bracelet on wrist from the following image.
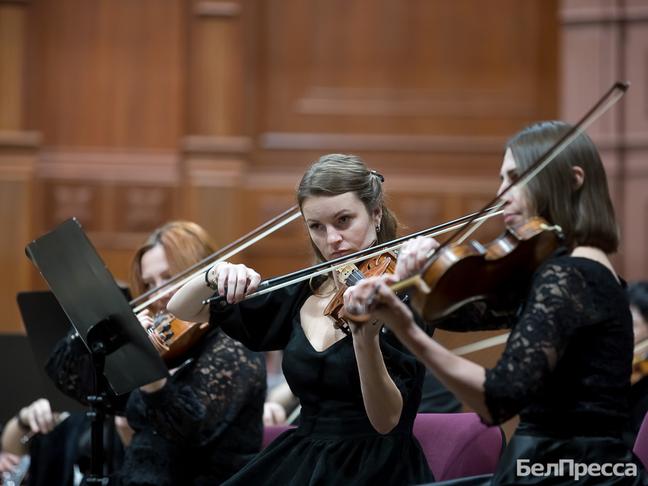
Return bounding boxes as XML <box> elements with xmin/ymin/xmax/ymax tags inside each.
<box><xmin>204</xmin><ymin>266</ymin><xmax>217</xmax><ymax>290</ymax></box>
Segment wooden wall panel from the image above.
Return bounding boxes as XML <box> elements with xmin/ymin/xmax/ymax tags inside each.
<box><xmin>188</xmin><ymin>1</ymin><xmax>245</xmax><ymax>135</ymax></box>
<box><xmin>0</xmin><ymin>137</ymin><xmax>37</xmax><ymax>332</ymax></box>
<box><xmin>255</xmin><ymin>0</ymin><xmax>557</xmax><ymax>140</ymax></box>
<box><xmin>0</xmin><ymin>0</ymin><xmax>561</xmax><ymax>381</ymax></box>
<box><xmin>0</xmin><ymin>3</ymin><xmax>25</xmax><ymax>130</ymax></box>
<box><xmin>26</xmin><ymin>0</ymin><xmax>185</xmax><ymax>148</ymax></box>
<box><xmin>561</xmin><ymin>0</ymin><xmax>648</xmax><ymax>280</ymax></box>
<box><xmin>0</xmin><ymin>1</ymin><xmax>36</xmax><ymax>333</ymax></box>
<box><xmin>34</xmin><ymin>149</ymin><xmax>180</xmax><ymax>283</ymax></box>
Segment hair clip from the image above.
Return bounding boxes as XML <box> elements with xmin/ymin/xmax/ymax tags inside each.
<box><xmin>370</xmin><ymin>170</ymin><xmax>385</xmax><ymax>182</ymax></box>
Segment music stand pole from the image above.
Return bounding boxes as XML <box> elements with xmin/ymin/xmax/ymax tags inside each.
<box><xmin>25</xmin><ymin>218</ymin><xmax>168</xmax><ymax>485</ymax></box>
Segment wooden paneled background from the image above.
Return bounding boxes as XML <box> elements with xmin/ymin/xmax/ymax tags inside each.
<box><xmin>0</xmin><ymin>0</ymin><xmax>646</xmax><ymax>435</ymax></box>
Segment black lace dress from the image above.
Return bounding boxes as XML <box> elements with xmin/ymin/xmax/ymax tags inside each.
<box><xmin>210</xmin><ymin>282</ymin><xmax>434</xmax><ymax>486</ymax></box>
<box><xmin>434</xmin><ymin>249</ymin><xmax>648</xmax><ymax>485</ymax></box>
<box><xmin>47</xmin><ymin>328</ymin><xmax>267</xmax><ymax>486</ymax></box>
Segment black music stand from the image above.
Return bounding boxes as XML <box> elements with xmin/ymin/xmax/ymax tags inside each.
<box><xmin>0</xmin><ymin>332</ymin><xmax>83</xmax><ymax>424</ymax></box>
<box><xmin>25</xmin><ymin>218</ymin><xmax>168</xmax><ymax>485</ymax></box>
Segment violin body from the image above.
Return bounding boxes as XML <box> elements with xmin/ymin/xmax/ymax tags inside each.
<box><xmin>148</xmin><ymin>312</ymin><xmax>210</xmax><ymax>366</ymax></box>
<box><xmin>324</xmin><ymin>251</ymin><xmax>397</xmax><ymax>329</ymax></box>
<box><xmin>410</xmin><ymin>217</ymin><xmax>562</xmax><ymax>322</ymax></box>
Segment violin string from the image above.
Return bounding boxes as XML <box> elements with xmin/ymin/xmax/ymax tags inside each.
<box><xmin>347</xmin><ymin>269</ymin><xmax>365</xmax><ymax>286</ymax></box>
<box><xmin>238</xmin><ymin>206</ymin><xmax>503</xmax><ymax>294</ymax></box>
<box><xmin>134</xmin><ymin>210</ymin><xmax>302</xmax><ymax>313</ymax></box>
<box><xmin>419</xmin><ymin>81</ymin><xmax>628</xmax><ymax>272</ymax></box>
<box><xmin>422</xmin><ymin>204</ymin><xmax>503</xmax><ymax>260</ymax></box>
<box><xmin>130</xmin><ymin>204</ymin><xmax>301</xmax><ymax>309</ymax></box>
<box><xmin>455</xmin><ymin>201</ymin><xmax>505</xmax><ymax>246</ymax></box>
<box><xmin>203</xmin><ymin>210</ymin><xmax>503</xmax><ymax>305</ymax></box>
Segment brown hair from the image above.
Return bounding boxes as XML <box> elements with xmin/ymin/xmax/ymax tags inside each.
<box><xmin>130</xmin><ymin>221</ymin><xmax>216</xmax><ymax>297</ymax></box>
<box><xmin>505</xmin><ymin>121</ymin><xmax>619</xmax><ymax>253</ymax></box>
<box><xmin>297</xmin><ymin>153</ymin><xmax>398</xmax><ymax>262</ymax></box>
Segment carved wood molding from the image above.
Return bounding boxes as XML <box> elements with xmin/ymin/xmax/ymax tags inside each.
<box><xmin>182</xmin><ymin>135</ymin><xmax>252</xmax><ymax>155</ymax></box>
<box><xmin>297</xmin><ymin>87</ymin><xmax>537</xmax><ymax>118</ymax></box>
<box><xmin>244</xmin><ymin>170</ymin><xmax>497</xmax><ymax>195</ymax></box>
<box><xmin>37</xmin><ymin>149</ymin><xmax>179</xmax><ymax>183</ymax></box>
<box><xmin>259</xmin><ymin>132</ymin><xmax>506</xmax><ymax>154</ymax></box>
<box><xmin>0</xmin><ymin>131</ymin><xmax>41</xmax><ymax>149</ymax></box>
<box><xmin>561</xmin><ymin>2</ymin><xmax>648</xmax><ymax>25</ymax></box>
<box><xmin>193</xmin><ymin>1</ymin><xmax>241</xmax><ymax>17</ymax></box>
<box><xmin>184</xmin><ymin>157</ymin><xmax>247</xmax><ymax>187</ymax></box>
<box><xmin>0</xmin><ymin>154</ymin><xmax>34</xmax><ymax>181</ymax></box>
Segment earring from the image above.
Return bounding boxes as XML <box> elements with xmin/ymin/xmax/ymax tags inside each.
<box><xmin>375</xmin><ymin>225</ymin><xmax>380</xmax><ymax>232</ymax></box>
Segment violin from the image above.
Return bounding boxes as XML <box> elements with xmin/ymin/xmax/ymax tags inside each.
<box><xmin>324</xmin><ymin>251</ymin><xmax>398</xmax><ymax>332</ymax></box>
<box><xmin>391</xmin><ymin>217</ymin><xmax>562</xmax><ymax>322</ymax></box>
<box><xmin>631</xmin><ymin>339</ymin><xmax>648</xmax><ymax>384</ymax></box>
<box><xmin>146</xmin><ymin>311</ymin><xmax>210</xmax><ymax>366</ymax></box>
<box><xmin>632</xmin><ymin>357</ymin><xmax>648</xmax><ymax>385</ymax></box>
<box><xmin>131</xmin><ymin>205</ymin><xmax>301</xmax><ymax>365</ymax></box>
<box><xmin>343</xmin><ymin>82</ymin><xmax>628</xmax><ymax>325</ymax></box>
<box><xmin>203</xmin><ymin>208</ymin><xmax>505</xmax><ymax>308</ymax></box>
<box><xmin>203</xmin><ymin>83</ymin><xmax>629</xmax><ymax>328</ymax></box>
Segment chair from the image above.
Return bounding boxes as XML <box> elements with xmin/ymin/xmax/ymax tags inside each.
<box><xmin>413</xmin><ymin>412</ymin><xmax>505</xmax><ymax>481</ymax></box>
<box><xmin>262</xmin><ymin>424</ymin><xmax>295</xmax><ymax>449</ymax></box>
<box><xmin>633</xmin><ymin>412</ymin><xmax>648</xmax><ymax>468</ymax></box>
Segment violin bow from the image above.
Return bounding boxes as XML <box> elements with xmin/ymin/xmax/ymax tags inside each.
<box><xmin>424</xmin><ymin>81</ymin><xmax>629</xmax><ymax>268</ymax></box>
<box><xmin>132</xmin><ymin>205</ymin><xmax>301</xmax><ymax>313</ymax></box>
<box><xmin>388</xmin><ymin>81</ymin><xmax>630</xmax><ymax>298</ymax></box>
<box><xmin>202</xmin><ymin>207</ymin><xmax>504</xmax><ymax>305</ymax></box>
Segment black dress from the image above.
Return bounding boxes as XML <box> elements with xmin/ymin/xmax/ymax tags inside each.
<box><xmin>47</xmin><ymin>328</ymin><xmax>267</xmax><ymax>486</ymax></box>
<box><xmin>435</xmin><ymin>250</ymin><xmax>648</xmax><ymax>485</ymax></box>
<box><xmin>210</xmin><ymin>282</ymin><xmax>434</xmax><ymax>486</ymax></box>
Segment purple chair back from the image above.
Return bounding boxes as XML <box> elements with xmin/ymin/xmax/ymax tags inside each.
<box><xmin>413</xmin><ymin>412</ymin><xmax>504</xmax><ymax>481</ymax></box>
<box><xmin>634</xmin><ymin>412</ymin><xmax>648</xmax><ymax>468</ymax></box>
<box><xmin>261</xmin><ymin>413</ymin><xmax>504</xmax><ymax>480</ymax></box>
<box><xmin>262</xmin><ymin>424</ymin><xmax>295</xmax><ymax>449</ymax></box>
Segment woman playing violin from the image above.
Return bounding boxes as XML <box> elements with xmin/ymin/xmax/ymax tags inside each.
<box><xmin>48</xmin><ymin>221</ymin><xmax>267</xmax><ymax>486</ymax></box>
<box><xmin>344</xmin><ymin>121</ymin><xmax>648</xmax><ymax>485</ymax></box>
<box><xmin>169</xmin><ymin>154</ymin><xmax>434</xmax><ymax>485</ymax></box>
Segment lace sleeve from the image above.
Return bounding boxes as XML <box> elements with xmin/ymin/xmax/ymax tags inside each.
<box><xmin>483</xmin><ymin>260</ymin><xmax>587</xmax><ymax>424</ymax></box>
<box><xmin>45</xmin><ymin>332</ymin><xmax>130</xmax><ymax>413</ymax></box>
<box><xmin>45</xmin><ymin>332</ymin><xmax>95</xmax><ymax>405</ymax></box>
<box><xmin>137</xmin><ymin>331</ymin><xmax>265</xmax><ymax>446</ymax></box>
